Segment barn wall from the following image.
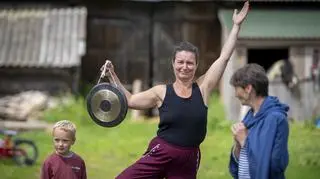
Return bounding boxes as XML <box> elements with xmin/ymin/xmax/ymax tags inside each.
<box><xmin>82</xmin><ymin>2</ymin><xmax>151</xmax><ymax>89</ymax></box>
<box><xmin>82</xmin><ymin>1</ymin><xmax>221</xmax><ymax>90</ymax></box>
<box><xmin>222</xmin><ymin>45</ymin><xmax>320</xmax><ymax>121</ymax></box>
<box><xmin>0</xmin><ymin>68</ymin><xmax>77</xmax><ymax>96</ymax></box>
<box><xmin>270</xmin><ymin>46</ymin><xmax>320</xmax><ymax>121</ymax></box>
<box><xmin>152</xmin><ymin>2</ymin><xmax>220</xmax><ymax>85</ymax></box>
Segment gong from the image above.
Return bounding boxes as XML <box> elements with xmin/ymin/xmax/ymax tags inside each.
<box><xmin>86</xmin><ymin>83</ymin><xmax>128</xmax><ymax>127</ymax></box>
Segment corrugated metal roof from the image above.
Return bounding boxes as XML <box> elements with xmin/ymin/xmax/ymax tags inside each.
<box><xmin>0</xmin><ymin>6</ymin><xmax>87</xmax><ymax>68</ymax></box>
<box><xmin>218</xmin><ymin>9</ymin><xmax>320</xmax><ymax>40</ymax></box>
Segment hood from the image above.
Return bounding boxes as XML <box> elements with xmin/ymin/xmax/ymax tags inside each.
<box><xmin>243</xmin><ymin>96</ymin><xmax>289</xmax><ymax>129</ymax></box>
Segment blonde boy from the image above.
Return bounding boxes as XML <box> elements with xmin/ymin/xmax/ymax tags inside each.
<box><xmin>41</xmin><ymin>120</ymin><xmax>87</xmax><ymax>179</ymax></box>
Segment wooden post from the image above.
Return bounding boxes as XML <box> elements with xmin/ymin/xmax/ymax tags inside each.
<box><xmin>131</xmin><ymin>79</ymin><xmax>143</xmax><ymax>120</ymax></box>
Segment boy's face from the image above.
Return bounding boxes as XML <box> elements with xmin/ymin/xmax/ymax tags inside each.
<box><xmin>53</xmin><ymin>127</ymin><xmax>75</xmax><ymax>156</ymax></box>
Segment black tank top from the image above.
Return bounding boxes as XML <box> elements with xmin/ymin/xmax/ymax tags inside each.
<box><xmin>157</xmin><ymin>83</ymin><xmax>208</xmax><ymax>147</ymax></box>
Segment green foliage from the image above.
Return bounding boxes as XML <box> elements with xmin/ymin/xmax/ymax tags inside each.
<box><xmin>1</xmin><ymin>94</ymin><xmax>320</xmax><ymax>179</ymax></box>
<box><xmin>43</xmin><ymin>96</ymin><xmax>93</xmax><ymax>127</ymax></box>
<box><xmin>285</xmin><ymin>123</ymin><xmax>320</xmax><ymax>179</ymax></box>
<box><xmin>207</xmin><ymin>92</ymin><xmax>233</xmax><ymax>132</ymax></box>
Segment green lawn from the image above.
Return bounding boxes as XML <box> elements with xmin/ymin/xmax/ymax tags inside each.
<box><xmin>1</xmin><ymin>94</ymin><xmax>320</xmax><ymax>179</ymax></box>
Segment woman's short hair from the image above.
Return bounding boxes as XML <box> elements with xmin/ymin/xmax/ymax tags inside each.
<box><xmin>230</xmin><ymin>63</ymin><xmax>269</xmax><ymax>97</ymax></box>
<box><xmin>171</xmin><ymin>41</ymin><xmax>199</xmax><ymax>64</ymax></box>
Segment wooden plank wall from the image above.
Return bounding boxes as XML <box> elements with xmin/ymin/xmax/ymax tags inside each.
<box><xmin>82</xmin><ymin>2</ymin><xmax>151</xmax><ymax>89</ymax></box>
<box><xmin>222</xmin><ymin>46</ymin><xmax>320</xmax><ymax>121</ymax></box>
<box><xmin>0</xmin><ymin>68</ymin><xmax>76</xmax><ymax>96</ymax></box>
<box><xmin>269</xmin><ymin>80</ymin><xmax>320</xmax><ymax>121</ymax></box>
<box><xmin>271</xmin><ymin>46</ymin><xmax>320</xmax><ymax>121</ymax></box>
<box><xmin>152</xmin><ymin>2</ymin><xmax>220</xmax><ymax>85</ymax></box>
<box><xmin>82</xmin><ymin>2</ymin><xmax>221</xmax><ymax>90</ymax></box>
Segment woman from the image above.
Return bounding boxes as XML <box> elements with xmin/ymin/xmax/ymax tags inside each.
<box><xmin>106</xmin><ymin>2</ymin><xmax>249</xmax><ymax>178</ymax></box>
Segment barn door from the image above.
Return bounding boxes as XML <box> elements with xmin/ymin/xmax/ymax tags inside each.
<box><xmin>83</xmin><ymin>3</ymin><xmax>151</xmax><ymax>89</ymax></box>
<box><xmin>152</xmin><ymin>2</ymin><xmax>220</xmax><ymax>85</ymax></box>
<box><xmin>83</xmin><ymin>2</ymin><xmax>220</xmax><ymax>90</ymax></box>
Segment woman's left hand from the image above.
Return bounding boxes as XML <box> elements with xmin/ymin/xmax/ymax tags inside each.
<box><xmin>231</xmin><ymin>122</ymin><xmax>248</xmax><ymax>148</ymax></box>
<box><xmin>233</xmin><ymin>1</ymin><xmax>250</xmax><ymax>25</ymax></box>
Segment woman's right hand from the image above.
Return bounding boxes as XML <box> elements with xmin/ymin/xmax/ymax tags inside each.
<box><xmin>100</xmin><ymin>60</ymin><xmax>115</xmax><ymax>77</ymax></box>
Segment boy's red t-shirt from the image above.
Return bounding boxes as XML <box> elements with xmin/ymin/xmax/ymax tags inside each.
<box><xmin>41</xmin><ymin>152</ymin><xmax>87</xmax><ymax>179</ymax></box>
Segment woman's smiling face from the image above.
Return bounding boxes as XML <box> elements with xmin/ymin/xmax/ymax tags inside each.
<box><xmin>172</xmin><ymin>50</ymin><xmax>197</xmax><ymax>81</ymax></box>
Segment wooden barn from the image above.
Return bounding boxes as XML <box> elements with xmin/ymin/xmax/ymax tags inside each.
<box><xmin>219</xmin><ymin>7</ymin><xmax>320</xmax><ymax>121</ymax></box>
<box><xmin>0</xmin><ymin>4</ymin><xmax>87</xmax><ymax>96</ymax></box>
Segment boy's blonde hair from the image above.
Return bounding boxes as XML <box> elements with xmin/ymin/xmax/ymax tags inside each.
<box><xmin>52</xmin><ymin>120</ymin><xmax>76</xmax><ymax>140</ymax></box>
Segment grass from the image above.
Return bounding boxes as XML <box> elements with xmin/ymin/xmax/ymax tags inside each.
<box><xmin>1</xmin><ymin>94</ymin><xmax>320</xmax><ymax>179</ymax></box>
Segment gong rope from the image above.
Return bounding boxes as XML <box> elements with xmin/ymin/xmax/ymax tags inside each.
<box><xmin>97</xmin><ymin>60</ymin><xmax>117</xmax><ymax>87</ymax></box>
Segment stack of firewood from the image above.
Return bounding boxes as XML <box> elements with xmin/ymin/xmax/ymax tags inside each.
<box><xmin>0</xmin><ymin>91</ymin><xmax>49</xmax><ymax>121</ymax></box>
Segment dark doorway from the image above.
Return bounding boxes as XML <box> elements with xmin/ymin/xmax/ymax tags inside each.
<box><xmin>248</xmin><ymin>49</ymin><xmax>289</xmax><ymax>71</ymax></box>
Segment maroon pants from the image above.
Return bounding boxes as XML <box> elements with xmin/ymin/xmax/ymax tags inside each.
<box><xmin>116</xmin><ymin>137</ymin><xmax>201</xmax><ymax>179</ymax></box>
